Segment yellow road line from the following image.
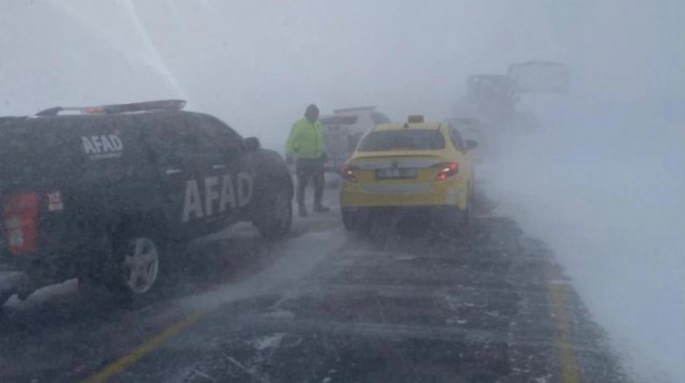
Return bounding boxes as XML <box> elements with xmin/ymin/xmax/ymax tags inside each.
<box><xmin>311</xmin><ymin>220</ymin><xmax>340</xmax><ymax>232</ymax></box>
<box><xmin>81</xmin><ymin>310</ymin><xmax>207</xmax><ymax>383</ymax></box>
<box><xmin>546</xmin><ymin>265</ymin><xmax>581</xmax><ymax>383</ymax></box>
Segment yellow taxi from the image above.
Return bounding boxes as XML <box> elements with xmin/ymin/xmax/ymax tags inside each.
<box><xmin>339</xmin><ymin>115</ymin><xmax>478</xmax><ymax>231</ymax></box>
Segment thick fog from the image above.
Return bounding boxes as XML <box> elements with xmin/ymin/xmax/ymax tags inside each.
<box><xmin>1</xmin><ymin>1</ymin><xmax>683</xmax><ymax>381</ymax></box>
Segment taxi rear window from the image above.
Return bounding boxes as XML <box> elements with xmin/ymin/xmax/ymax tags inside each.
<box><xmin>357</xmin><ymin>130</ymin><xmax>445</xmax><ymax>152</ymax></box>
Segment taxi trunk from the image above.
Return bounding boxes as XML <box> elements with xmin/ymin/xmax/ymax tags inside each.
<box><xmin>340</xmin><ymin>151</ymin><xmax>467</xmax><ymax>209</ymax></box>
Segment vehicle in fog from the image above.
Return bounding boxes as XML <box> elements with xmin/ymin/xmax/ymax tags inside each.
<box><xmin>444</xmin><ymin>117</ymin><xmax>488</xmax><ymax>163</ymax></box>
<box><xmin>451</xmin><ymin>61</ymin><xmax>567</xmax><ymax>159</ymax></box>
<box><xmin>0</xmin><ymin>100</ymin><xmax>293</xmax><ymax>305</ymax></box>
<box><xmin>508</xmin><ymin>61</ymin><xmax>570</xmax><ymax>94</ymax></box>
<box><xmin>339</xmin><ymin>115</ymin><xmax>478</xmax><ymax>232</ymax></box>
<box><xmin>320</xmin><ymin>106</ymin><xmax>392</xmax><ymax>172</ymax></box>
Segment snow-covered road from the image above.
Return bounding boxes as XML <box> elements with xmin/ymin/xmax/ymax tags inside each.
<box><xmin>1</xmin><ymin>188</ymin><xmax>632</xmax><ymax>383</ymax></box>
<box><xmin>479</xmin><ymin>116</ymin><xmax>684</xmax><ymax>383</ymax></box>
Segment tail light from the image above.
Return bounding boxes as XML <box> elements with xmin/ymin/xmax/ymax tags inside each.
<box><xmin>434</xmin><ymin>162</ymin><xmax>459</xmax><ymax>181</ymax></box>
<box><xmin>3</xmin><ymin>193</ymin><xmax>39</xmax><ymax>255</ymax></box>
<box><xmin>340</xmin><ymin>164</ymin><xmax>359</xmax><ymax>183</ymax></box>
<box><xmin>84</xmin><ymin>107</ymin><xmax>105</xmax><ymax>114</ymax></box>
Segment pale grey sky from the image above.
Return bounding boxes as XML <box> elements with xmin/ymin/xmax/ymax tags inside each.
<box><xmin>1</xmin><ymin>0</ymin><xmax>683</xmax><ymax>147</ymax></box>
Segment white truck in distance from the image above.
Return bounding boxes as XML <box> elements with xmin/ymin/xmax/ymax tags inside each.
<box><xmin>320</xmin><ymin>106</ymin><xmax>392</xmax><ymax>172</ymax></box>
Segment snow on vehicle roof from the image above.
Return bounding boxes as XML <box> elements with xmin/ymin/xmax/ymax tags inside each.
<box><xmin>320</xmin><ymin>115</ymin><xmax>359</xmax><ymax>125</ymax></box>
<box><xmin>332</xmin><ymin>105</ymin><xmax>376</xmax><ymax>114</ymax></box>
<box><xmin>374</xmin><ymin>121</ymin><xmax>441</xmax><ymax>131</ymax></box>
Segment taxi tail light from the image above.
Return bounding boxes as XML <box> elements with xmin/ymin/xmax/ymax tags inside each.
<box><xmin>3</xmin><ymin>192</ymin><xmax>40</xmax><ymax>255</ymax></box>
<box><xmin>434</xmin><ymin>162</ymin><xmax>459</xmax><ymax>181</ymax></box>
<box><xmin>340</xmin><ymin>164</ymin><xmax>359</xmax><ymax>183</ymax></box>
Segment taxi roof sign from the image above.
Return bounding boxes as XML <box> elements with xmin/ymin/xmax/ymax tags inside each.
<box><xmin>407</xmin><ymin>115</ymin><xmax>425</xmax><ymax>123</ymax></box>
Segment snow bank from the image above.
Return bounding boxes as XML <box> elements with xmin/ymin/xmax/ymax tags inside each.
<box><xmin>481</xmin><ymin>111</ymin><xmax>685</xmax><ymax>382</ymax></box>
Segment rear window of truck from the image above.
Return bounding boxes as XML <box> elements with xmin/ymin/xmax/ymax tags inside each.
<box><xmin>0</xmin><ymin>121</ymin><xmax>84</xmax><ymax>185</ymax></box>
<box><xmin>0</xmin><ymin>116</ymin><xmax>140</xmax><ymax>187</ymax></box>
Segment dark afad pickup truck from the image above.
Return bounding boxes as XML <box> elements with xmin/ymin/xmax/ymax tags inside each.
<box><xmin>0</xmin><ymin>100</ymin><xmax>293</xmax><ymax>305</ymax></box>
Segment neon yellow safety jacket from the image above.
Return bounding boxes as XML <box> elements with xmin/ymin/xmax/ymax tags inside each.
<box><xmin>286</xmin><ymin>118</ymin><xmax>326</xmax><ymax>159</ymax></box>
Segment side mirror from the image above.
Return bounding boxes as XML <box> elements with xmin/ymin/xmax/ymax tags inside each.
<box><xmin>243</xmin><ymin>137</ymin><xmax>261</xmax><ymax>152</ymax></box>
<box><xmin>465</xmin><ymin>139</ymin><xmax>479</xmax><ymax>150</ymax></box>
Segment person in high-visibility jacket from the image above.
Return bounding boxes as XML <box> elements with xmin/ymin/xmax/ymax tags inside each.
<box><xmin>286</xmin><ymin>104</ymin><xmax>330</xmax><ymax>217</ymax></box>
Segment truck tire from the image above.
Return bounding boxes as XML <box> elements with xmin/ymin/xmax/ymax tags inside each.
<box><xmin>254</xmin><ymin>179</ymin><xmax>293</xmax><ymax>240</ymax></box>
<box><xmin>103</xmin><ymin>225</ymin><xmax>167</xmax><ymax>305</ymax></box>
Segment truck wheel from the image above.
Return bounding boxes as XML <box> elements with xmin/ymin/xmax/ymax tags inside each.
<box><xmin>104</xmin><ymin>231</ymin><xmax>164</xmax><ymax>304</ymax></box>
<box><xmin>254</xmin><ymin>181</ymin><xmax>293</xmax><ymax>240</ymax></box>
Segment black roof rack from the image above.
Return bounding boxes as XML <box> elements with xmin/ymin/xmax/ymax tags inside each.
<box><xmin>34</xmin><ymin>99</ymin><xmax>186</xmax><ymax>117</ymax></box>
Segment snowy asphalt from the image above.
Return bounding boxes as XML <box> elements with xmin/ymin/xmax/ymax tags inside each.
<box><xmin>0</xmin><ymin>187</ymin><xmax>631</xmax><ymax>383</ymax></box>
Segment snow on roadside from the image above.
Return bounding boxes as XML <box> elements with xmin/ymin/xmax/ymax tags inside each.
<box><xmin>179</xmin><ymin>228</ymin><xmax>347</xmax><ymax>313</ymax></box>
<box><xmin>480</xmin><ymin>119</ymin><xmax>685</xmax><ymax>383</ymax></box>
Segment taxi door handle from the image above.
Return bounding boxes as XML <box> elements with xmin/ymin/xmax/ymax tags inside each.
<box><xmin>212</xmin><ymin>164</ymin><xmax>226</xmax><ymax>170</ymax></box>
<box><xmin>165</xmin><ymin>168</ymin><xmax>182</xmax><ymax>175</ymax></box>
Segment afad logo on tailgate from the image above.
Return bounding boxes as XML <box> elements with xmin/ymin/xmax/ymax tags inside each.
<box><xmin>81</xmin><ymin>135</ymin><xmax>124</xmax><ymax>160</ymax></box>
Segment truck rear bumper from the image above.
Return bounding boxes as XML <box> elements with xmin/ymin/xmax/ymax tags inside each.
<box><xmin>0</xmin><ymin>270</ymin><xmax>32</xmax><ymax>300</ymax></box>
<box><xmin>0</xmin><ymin>246</ymin><xmax>77</xmax><ymax>300</ymax></box>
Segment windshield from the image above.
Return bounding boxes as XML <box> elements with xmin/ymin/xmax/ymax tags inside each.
<box><xmin>1</xmin><ymin>2</ymin><xmax>682</xmax><ymax>383</ymax></box>
<box><xmin>357</xmin><ymin>130</ymin><xmax>445</xmax><ymax>151</ymax></box>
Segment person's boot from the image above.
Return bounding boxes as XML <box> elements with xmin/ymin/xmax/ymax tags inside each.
<box><xmin>314</xmin><ymin>204</ymin><xmax>330</xmax><ymax>213</ymax></box>
<box><xmin>298</xmin><ymin>204</ymin><xmax>308</xmax><ymax>217</ymax></box>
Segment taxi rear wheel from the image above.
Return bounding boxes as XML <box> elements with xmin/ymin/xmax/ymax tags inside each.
<box><xmin>437</xmin><ymin>190</ymin><xmax>472</xmax><ymax>236</ymax></box>
<box><xmin>342</xmin><ymin>209</ymin><xmax>356</xmax><ymax>231</ymax></box>
<box><xmin>454</xmin><ymin>189</ymin><xmax>472</xmax><ymax>229</ymax></box>
<box><xmin>462</xmin><ymin>200</ymin><xmax>471</xmax><ymax>227</ymax></box>
<box><xmin>463</xmin><ymin>182</ymin><xmax>473</xmax><ymax>226</ymax></box>
<box><xmin>342</xmin><ymin>209</ymin><xmax>371</xmax><ymax>232</ymax></box>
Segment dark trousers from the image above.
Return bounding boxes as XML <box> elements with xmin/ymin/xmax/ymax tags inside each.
<box><xmin>296</xmin><ymin>158</ymin><xmax>325</xmax><ymax>207</ymax></box>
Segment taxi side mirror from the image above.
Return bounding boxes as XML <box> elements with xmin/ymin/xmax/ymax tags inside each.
<box><xmin>465</xmin><ymin>139</ymin><xmax>478</xmax><ymax>150</ymax></box>
<box><xmin>243</xmin><ymin>137</ymin><xmax>261</xmax><ymax>152</ymax></box>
